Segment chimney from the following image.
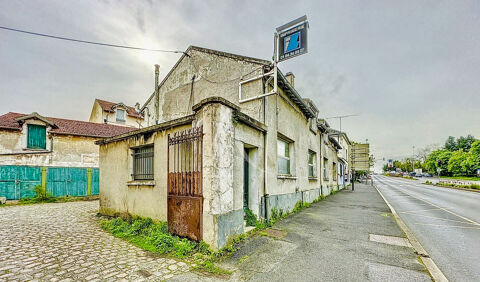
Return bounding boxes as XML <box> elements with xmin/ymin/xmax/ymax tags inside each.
<box><xmin>154</xmin><ymin>64</ymin><xmax>160</xmax><ymax>124</ymax></box>
<box><xmin>285</xmin><ymin>72</ymin><xmax>295</xmax><ymax>88</ymax></box>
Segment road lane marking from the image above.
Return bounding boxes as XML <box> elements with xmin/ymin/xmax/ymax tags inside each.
<box><xmin>413</xmin><ymin>223</ymin><xmax>480</xmax><ymax>230</ymax></box>
<box><xmin>395</xmin><ymin>189</ymin><xmax>480</xmax><ymax>226</ymax></box>
<box><xmin>404</xmin><ymin>213</ymin><xmax>479</xmax><ymax>225</ymax></box>
<box><xmin>376</xmin><ymin>176</ymin><xmax>480</xmax><ymax>227</ymax></box>
<box><xmin>372</xmin><ymin>181</ymin><xmax>449</xmax><ymax>282</ymax></box>
<box><xmin>399</xmin><ymin>208</ymin><xmax>443</xmax><ymax>213</ymax></box>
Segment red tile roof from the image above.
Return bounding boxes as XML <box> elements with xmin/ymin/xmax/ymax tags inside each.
<box><xmin>96</xmin><ymin>99</ymin><xmax>143</xmax><ymax>119</ymax></box>
<box><xmin>0</xmin><ymin>112</ymin><xmax>137</xmax><ymax>138</ymax></box>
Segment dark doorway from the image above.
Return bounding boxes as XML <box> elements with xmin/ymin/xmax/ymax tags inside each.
<box><xmin>243</xmin><ymin>148</ymin><xmax>250</xmax><ymax>209</ymax></box>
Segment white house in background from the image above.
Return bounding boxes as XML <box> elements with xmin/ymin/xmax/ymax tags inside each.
<box><xmin>327</xmin><ymin>128</ymin><xmax>352</xmax><ymax>187</ymax></box>
<box><xmin>89</xmin><ymin>99</ymin><xmax>143</xmax><ymax>128</ymax></box>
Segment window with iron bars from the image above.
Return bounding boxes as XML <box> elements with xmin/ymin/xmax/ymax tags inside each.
<box><xmin>132</xmin><ymin>145</ymin><xmax>154</xmax><ymax>180</ymax></box>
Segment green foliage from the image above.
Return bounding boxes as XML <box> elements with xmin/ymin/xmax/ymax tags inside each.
<box><xmin>244</xmin><ymin>208</ymin><xmax>257</xmax><ymax>227</ymax></box>
<box><xmin>447</xmin><ymin>150</ymin><xmax>468</xmax><ymax>176</ymax></box>
<box><xmin>100</xmin><ymin>217</ymin><xmax>209</xmax><ymax>259</ymax></box>
<box><xmin>293</xmin><ymin>200</ymin><xmax>310</xmax><ymax>213</ymax></box>
<box><xmin>34</xmin><ymin>185</ymin><xmax>49</xmax><ymax>200</ymax></box>
<box><xmin>445</xmin><ymin>135</ymin><xmax>477</xmax><ymax>152</ymax></box>
<box><xmin>435</xmin><ymin>182</ymin><xmax>480</xmax><ymax>190</ymax></box>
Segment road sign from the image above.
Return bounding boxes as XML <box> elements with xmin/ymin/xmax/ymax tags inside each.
<box><xmin>276</xmin><ymin>15</ymin><xmax>309</xmax><ymax>62</ymax></box>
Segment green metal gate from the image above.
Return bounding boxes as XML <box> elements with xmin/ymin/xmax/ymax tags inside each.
<box><xmin>46</xmin><ymin>167</ymin><xmax>88</xmax><ymax>197</ymax></box>
<box><xmin>0</xmin><ymin>165</ymin><xmax>99</xmax><ymax>200</ymax></box>
<box><xmin>0</xmin><ymin>166</ymin><xmax>41</xmax><ymax>200</ymax></box>
<box><xmin>92</xmin><ymin>168</ymin><xmax>100</xmax><ymax>195</ymax></box>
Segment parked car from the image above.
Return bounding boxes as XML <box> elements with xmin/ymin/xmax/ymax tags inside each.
<box><xmin>409</xmin><ymin>172</ymin><xmax>416</xmax><ymax>177</ymax></box>
<box><xmin>415</xmin><ymin>173</ymin><xmax>423</xmax><ymax>177</ymax></box>
<box><xmin>423</xmin><ymin>173</ymin><xmax>432</xmax><ymax>177</ymax></box>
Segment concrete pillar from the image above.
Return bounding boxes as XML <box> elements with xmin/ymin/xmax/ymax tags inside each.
<box><xmin>195</xmin><ymin>99</ymin><xmax>242</xmax><ymax>250</ymax></box>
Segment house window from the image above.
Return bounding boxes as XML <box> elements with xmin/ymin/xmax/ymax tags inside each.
<box><xmin>323</xmin><ymin>158</ymin><xmax>328</xmax><ymax>180</ymax></box>
<box><xmin>277</xmin><ymin>138</ymin><xmax>291</xmax><ymax>175</ymax></box>
<box><xmin>116</xmin><ymin>109</ymin><xmax>126</xmax><ymax>122</ymax></box>
<box><xmin>132</xmin><ymin>145</ymin><xmax>154</xmax><ymax>180</ymax></box>
<box><xmin>308</xmin><ymin>150</ymin><xmax>316</xmax><ymax>177</ymax></box>
<box><xmin>27</xmin><ymin>124</ymin><xmax>46</xmax><ymax>149</ymax></box>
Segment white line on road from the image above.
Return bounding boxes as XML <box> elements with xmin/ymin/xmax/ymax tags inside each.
<box><xmin>391</xmin><ymin>185</ymin><xmax>480</xmax><ymax>226</ymax></box>
<box><xmin>406</xmin><ymin>214</ymin><xmax>479</xmax><ymax>225</ymax></box>
<box><xmin>413</xmin><ymin>223</ymin><xmax>480</xmax><ymax>230</ymax></box>
<box><xmin>376</xmin><ymin>176</ymin><xmax>480</xmax><ymax>226</ymax></box>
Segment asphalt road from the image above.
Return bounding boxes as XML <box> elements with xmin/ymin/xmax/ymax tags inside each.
<box><xmin>373</xmin><ymin>175</ymin><xmax>480</xmax><ymax>282</ymax></box>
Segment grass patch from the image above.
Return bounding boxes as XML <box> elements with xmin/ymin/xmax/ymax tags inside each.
<box><xmin>434</xmin><ymin>182</ymin><xmax>480</xmax><ymax>190</ymax></box>
<box><xmin>440</xmin><ymin>176</ymin><xmax>480</xmax><ymax>181</ymax></box>
<box><xmin>100</xmin><ymin>192</ymin><xmax>329</xmax><ymax>275</ymax></box>
<box><xmin>244</xmin><ymin>208</ymin><xmax>257</xmax><ymax>227</ymax></box>
<box><xmin>100</xmin><ymin>216</ymin><xmax>233</xmax><ymax>275</ymax></box>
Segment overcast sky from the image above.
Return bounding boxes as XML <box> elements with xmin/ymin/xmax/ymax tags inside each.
<box><xmin>1</xmin><ymin>0</ymin><xmax>479</xmax><ymax>170</ymax></box>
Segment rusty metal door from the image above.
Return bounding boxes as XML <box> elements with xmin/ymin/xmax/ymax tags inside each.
<box><xmin>167</xmin><ymin>126</ymin><xmax>203</xmax><ymax>241</ymax></box>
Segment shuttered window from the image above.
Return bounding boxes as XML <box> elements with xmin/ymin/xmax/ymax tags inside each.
<box><xmin>27</xmin><ymin>124</ymin><xmax>46</xmax><ymax>149</ymax></box>
<box><xmin>133</xmin><ymin>145</ymin><xmax>154</xmax><ymax>180</ymax></box>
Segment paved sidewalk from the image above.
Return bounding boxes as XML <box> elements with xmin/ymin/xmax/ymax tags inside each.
<box><xmin>0</xmin><ymin>201</ymin><xmax>189</xmax><ymax>281</ymax></box>
<box><xmin>176</xmin><ymin>183</ymin><xmax>431</xmax><ymax>281</ymax></box>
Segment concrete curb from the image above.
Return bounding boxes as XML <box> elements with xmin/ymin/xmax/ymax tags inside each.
<box><xmin>373</xmin><ymin>183</ymin><xmax>448</xmax><ymax>282</ymax></box>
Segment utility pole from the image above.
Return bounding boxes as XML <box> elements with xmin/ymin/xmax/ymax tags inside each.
<box><xmin>412</xmin><ymin>146</ymin><xmax>415</xmax><ymax>173</ymax></box>
<box><xmin>326</xmin><ymin>114</ymin><xmax>359</xmax><ymax>141</ymax></box>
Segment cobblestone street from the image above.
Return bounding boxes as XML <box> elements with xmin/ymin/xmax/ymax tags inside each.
<box><xmin>0</xmin><ymin>201</ymin><xmax>189</xmax><ymax>281</ymax></box>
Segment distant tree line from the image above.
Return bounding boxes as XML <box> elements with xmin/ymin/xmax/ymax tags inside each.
<box><xmin>384</xmin><ymin>135</ymin><xmax>480</xmax><ymax>177</ymax></box>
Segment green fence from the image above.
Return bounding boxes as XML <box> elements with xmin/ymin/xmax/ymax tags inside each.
<box><xmin>0</xmin><ymin>165</ymin><xmax>99</xmax><ymax>200</ymax></box>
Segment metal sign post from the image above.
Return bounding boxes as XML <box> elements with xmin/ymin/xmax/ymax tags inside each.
<box><xmin>238</xmin><ymin>15</ymin><xmax>309</xmax><ymax>104</ymax></box>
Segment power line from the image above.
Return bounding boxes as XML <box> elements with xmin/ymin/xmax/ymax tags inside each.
<box><xmin>0</xmin><ymin>26</ymin><xmax>184</xmax><ymax>54</ymax></box>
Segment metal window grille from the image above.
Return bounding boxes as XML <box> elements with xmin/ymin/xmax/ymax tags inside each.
<box><xmin>133</xmin><ymin>145</ymin><xmax>154</xmax><ymax>180</ymax></box>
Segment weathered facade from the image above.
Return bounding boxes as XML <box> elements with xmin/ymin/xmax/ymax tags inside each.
<box><xmin>89</xmin><ymin>99</ymin><xmax>143</xmax><ymax>128</ymax></box>
<box><xmin>327</xmin><ymin>129</ymin><xmax>352</xmax><ymax>187</ymax></box>
<box><xmin>0</xmin><ymin>112</ymin><xmax>135</xmax><ymax>199</ymax></box>
<box><xmin>97</xmin><ymin>46</ymin><xmax>352</xmax><ymax>249</ymax></box>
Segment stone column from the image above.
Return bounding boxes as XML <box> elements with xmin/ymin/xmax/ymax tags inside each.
<box><xmin>194</xmin><ymin>98</ymin><xmax>242</xmax><ymax>250</ymax></box>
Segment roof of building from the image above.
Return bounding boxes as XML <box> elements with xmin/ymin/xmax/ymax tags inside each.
<box><xmin>327</xmin><ymin>128</ymin><xmax>352</xmax><ymax>145</ymax></box>
<box><xmin>0</xmin><ymin>112</ymin><xmax>136</xmax><ymax>138</ymax></box>
<box><xmin>96</xmin><ymin>99</ymin><xmax>143</xmax><ymax>119</ymax></box>
<box><xmin>328</xmin><ymin>135</ymin><xmax>343</xmax><ymax>150</ymax></box>
<box><xmin>140</xmin><ymin>45</ymin><xmax>316</xmax><ymax>119</ymax></box>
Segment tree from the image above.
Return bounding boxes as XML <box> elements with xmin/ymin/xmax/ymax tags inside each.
<box><xmin>457</xmin><ymin>135</ymin><xmax>477</xmax><ymax>152</ymax></box>
<box><xmin>444</xmin><ymin>135</ymin><xmax>477</xmax><ymax>152</ymax></box>
<box><xmin>448</xmin><ymin>150</ymin><xmax>467</xmax><ymax>176</ymax></box>
<box><xmin>444</xmin><ymin>136</ymin><xmax>457</xmax><ymax>151</ymax></box>
<box><xmin>463</xmin><ymin>141</ymin><xmax>480</xmax><ymax>175</ymax></box>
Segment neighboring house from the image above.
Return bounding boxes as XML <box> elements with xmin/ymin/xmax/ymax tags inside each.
<box><xmin>318</xmin><ymin>119</ymin><xmax>342</xmax><ymax>191</ymax></box>
<box><xmin>89</xmin><ymin>99</ymin><xmax>143</xmax><ymax>128</ymax></box>
<box><xmin>327</xmin><ymin>128</ymin><xmax>352</xmax><ymax>187</ymax></box>
<box><xmin>96</xmin><ymin>46</ymin><xmax>353</xmax><ymax>250</ymax></box>
<box><xmin>0</xmin><ymin>112</ymin><xmax>135</xmax><ymax>200</ymax></box>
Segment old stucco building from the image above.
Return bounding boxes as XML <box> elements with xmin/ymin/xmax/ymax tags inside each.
<box><xmin>89</xmin><ymin>99</ymin><xmax>144</xmax><ymax>128</ymax></box>
<box><xmin>97</xmin><ymin>46</ymin><xmax>352</xmax><ymax>249</ymax></box>
<box><xmin>0</xmin><ymin>112</ymin><xmax>135</xmax><ymax>199</ymax></box>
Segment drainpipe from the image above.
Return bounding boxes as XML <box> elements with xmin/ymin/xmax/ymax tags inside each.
<box><xmin>154</xmin><ymin>64</ymin><xmax>160</xmax><ymax>124</ymax></box>
<box><xmin>263</xmin><ymin>75</ymin><xmax>273</xmax><ymax>220</ymax></box>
